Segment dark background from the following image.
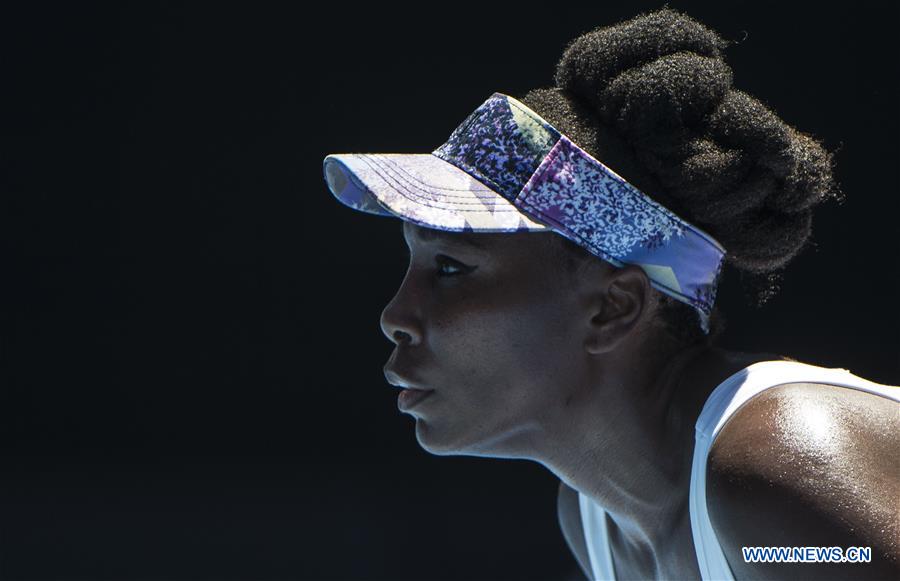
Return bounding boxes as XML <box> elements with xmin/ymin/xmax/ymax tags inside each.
<box><xmin>2</xmin><ymin>1</ymin><xmax>897</xmax><ymax>579</ymax></box>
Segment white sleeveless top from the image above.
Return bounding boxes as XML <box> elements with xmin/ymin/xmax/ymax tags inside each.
<box><xmin>577</xmin><ymin>360</ymin><xmax>900</xmax><ymax>581</ymax></box>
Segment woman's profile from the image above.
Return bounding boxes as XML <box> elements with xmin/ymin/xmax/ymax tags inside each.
<box><xmin>321</xmin><ymin>8</ymin><xmax>899</xmax><ymax>580</ymax></box>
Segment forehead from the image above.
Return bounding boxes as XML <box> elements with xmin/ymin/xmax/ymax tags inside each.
<box><xmin>402</xmin><ymin>222</ymin><xmax>492</xmax><ymax>249</ymax></box>
<box><xmin>400</xmin><ymin>222</ymin><xmax>567</xmax><ymax>274</ymax></box>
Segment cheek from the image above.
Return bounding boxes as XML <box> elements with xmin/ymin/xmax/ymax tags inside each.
<box><xmin>428</xmin><ymin>284</ymin><xmax>576</xmax><ymax>382</ymax></box>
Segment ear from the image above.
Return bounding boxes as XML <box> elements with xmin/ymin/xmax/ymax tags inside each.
<box><xmin>583</xmin><ymin>263</ymin><xmax>651</xmax><ymax>355</ymax></box>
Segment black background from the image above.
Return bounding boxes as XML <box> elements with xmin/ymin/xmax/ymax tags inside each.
<box><xmin>2</xmin><ymin>1</ymin><xmax>898</xmax><ymax>580</ymax></box>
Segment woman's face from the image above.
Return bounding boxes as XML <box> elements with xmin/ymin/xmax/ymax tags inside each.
<box><xmin>380</xmin><ymin>222</ymin><xmax>602</xmax><ymax>458</ymax></box>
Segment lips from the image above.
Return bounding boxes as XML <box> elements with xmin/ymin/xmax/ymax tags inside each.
<box><xmin>383</xmin><ymin>358</ymin><xmax>430</xmax><ymax>391</ymax></box>
<box><xmin>384</xmin><ymin>365</ymin><xmax>422</xmax><ymax>390</ymax></box>
<box><xmin>385</xmin><ymin>360</ymin><xmax>436</xmax><ymax>412</ymax></box>
<box><xmin>397</xmin><ymin>386</ymin><xmax>435</xmax><ymax>411</ymax></box>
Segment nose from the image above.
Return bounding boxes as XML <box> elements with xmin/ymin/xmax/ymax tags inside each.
<box><xmin>379</xmin><ymin>275</ymin><xmax>423</xmax><ymax>346</ymax></box>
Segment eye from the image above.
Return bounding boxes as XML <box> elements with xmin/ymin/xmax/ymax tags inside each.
<box><xmin>435</xmin><ymin>254</ymin><xmax>472</xmax><ymax>277</ymax></box>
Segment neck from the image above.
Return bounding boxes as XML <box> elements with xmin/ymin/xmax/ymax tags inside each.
<box><xmin>543</xmin><ymin>342</ymin><xmax>720</xmax><ymax>562</ymax></box>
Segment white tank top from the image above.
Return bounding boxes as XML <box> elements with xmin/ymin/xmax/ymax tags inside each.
<box><xmin>577</xmin><ymin>360</ymin><xmax>900</xmax><ymax>581</ymax></box>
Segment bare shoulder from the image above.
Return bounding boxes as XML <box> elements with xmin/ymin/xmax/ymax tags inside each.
<box><xmin>706</xmin><ymin>381</ymin><xmax>900</xmax><ymax>581</ymax></box>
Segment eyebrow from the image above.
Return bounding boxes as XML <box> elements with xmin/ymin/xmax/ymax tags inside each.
<box><xmin>403</xmin><ymin>224</ymin><xmax>488</xmax><ymax>250</ymax></box>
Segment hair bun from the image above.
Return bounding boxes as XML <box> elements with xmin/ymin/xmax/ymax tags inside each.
<box><xmin>598</xmin><ymin>53</ymin><xmax>733</xmax><ymax>149</ymax></box>
<box><xmin>521</xmin><ymin>7</ymin><xmax>843</xmax><ymax>341</ymax></box>
<box><xmin>545</xmin><ymin>6</ymin><xmax>842</xmax><ymax>282</ymax></box>
<box><xmin>554</xmin><ymin>7</ymin><xmax>730</xmax><ymax>109</ymax></box>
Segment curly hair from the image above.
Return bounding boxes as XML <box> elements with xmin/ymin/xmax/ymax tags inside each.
<box><xmin>519</xmin><ymin>7</ymin><xmax>843</xmax><ymax>346</ymax></box>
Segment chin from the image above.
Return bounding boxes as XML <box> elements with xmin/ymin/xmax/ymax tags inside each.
<box><xmin>413</xmin><ymin>421</ymin><xmax>459</xmax><ymax>456</ymax></box>
<box><xmin>413</xmin><ymin>419</ymin><xmax>483</xmax><ymax>457</ymax></box>
<box><xmin>413</xmin><ymin>421</ymin><xmax>517</xmax><ymax>459</ymax></box>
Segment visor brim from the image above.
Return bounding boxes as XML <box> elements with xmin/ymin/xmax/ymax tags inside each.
<box><xmin>323</xmin><ymin>153</ymin><xmax>550</xmax><ymax>233</ymax></box>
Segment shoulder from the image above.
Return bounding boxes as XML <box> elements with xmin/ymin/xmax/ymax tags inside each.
<box><xmin>705</xmin><ymin>381</ymin><xmax>900</xmax><ymax>580</ymax></box>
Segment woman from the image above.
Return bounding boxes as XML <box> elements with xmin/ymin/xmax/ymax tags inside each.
<box><xmin>322</xmin><ymin>8</ymin><xmax>899</xmax><ymax>580</ymax></box>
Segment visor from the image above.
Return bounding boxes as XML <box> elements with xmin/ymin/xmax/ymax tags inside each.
<box><xmin>323</xmin><ymin>93</ymin><xmax>725</xmax><ymax>333</ymax></box>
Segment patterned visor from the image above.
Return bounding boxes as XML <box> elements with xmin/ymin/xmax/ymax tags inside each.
<box><xmin>323</xmin><ymin>93</ymin><xmax>726</xmax><ymax>333</ymax></box>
